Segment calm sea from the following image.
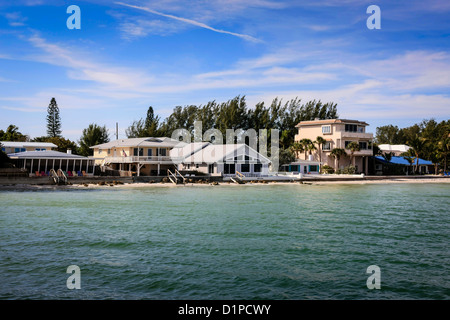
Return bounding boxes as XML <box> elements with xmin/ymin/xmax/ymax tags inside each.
<box><xmin>0</xmin><ymin>183</ymin><xmax>449</xmax><ymax>300</ymax></box>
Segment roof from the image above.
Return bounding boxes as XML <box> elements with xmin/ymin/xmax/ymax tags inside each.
<box><xmin>90</xmin><ymin>137</ymin><xmax>186</xmax><ymax>149</ymax></box>
<box><xmin>180</xmin><ymin>143</ymin><xmax>271</xmax><ymax>164</ymax></box>
<box><xmin>373</xmin><ymin>156</ymin><xmax>433</xmax><ymax>166</ymax></box>
<box><xmin>296</xmin><ymin>119</ymin><xmax>369</xmax><ymax>127</ymax></box>
<box><xmin>378</xmin><ymin>144</ymin><xmax>411</xmax><ymax>153</ymax></box>
<box><xmin>1</xmin><ymin>141</ymin><xmax>57</xmax><ymax>148</ymax></box>
<box><xmin>7</xmin><ymin>150</ymin><xmax>88</xmax><ymax>159</ymax></box>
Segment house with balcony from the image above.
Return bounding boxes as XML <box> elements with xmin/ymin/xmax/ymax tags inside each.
<box><xmin>90</xmin><ymin>137</ymin><xmax>185</xmax><ymax>176</ymax></box>
<box><xmin>294</xmin><ymin>119</ymin><xmax>374</xmax><ymax>175</ymax></box>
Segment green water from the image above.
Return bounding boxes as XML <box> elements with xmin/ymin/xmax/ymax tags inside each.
<box><xmin>0</xmin><ymin>183</ymin><xmax>449</xmax><ymax>299</ymax></box>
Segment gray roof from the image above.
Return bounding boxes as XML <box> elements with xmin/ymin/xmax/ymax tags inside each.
<box><xmin>90</xmin><ymin>137</ymin><xmax>186</xmax><ymax>149</ymax></box>
<box><xmin>8</xmin><ymin>150</ymin><xmax>88</xmax><ymax>159</ymax></box>
<box><xmin>1</xmin><ymin>141</ymin><xmax>57</xmax><ymax>148</ymax></box>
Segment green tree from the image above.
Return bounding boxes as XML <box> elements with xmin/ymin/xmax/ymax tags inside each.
<box><xmin>0</xmin><ymin>142</ymin><xmax>12</xmax><ymax>168</ymax></box>
<box><xmin>346</xmin><ymin>141</ymin><xmax>360</xmax><ymax>165</ymax></box>
<box><xmin>0</xmin><ymin>125</ymin><xmax>28</xmax><ymax>141</ymax></box>
<box><xmin>315</xmin><ymin>136</ymin><xmax>326</xmax><ymax>170</ymax></box>
<box><xmin>330</xmin><ymin>148</ymin><xmax>347</xmax><ymax>170</ymax></box>
<box><xmin>300</xmin><ymin>138</ymin><xmax>314</xmax><ymax>160</ymax></box>
<box><xmin>289</xmin><ymin>141</ymin><xmax>304</xmax><ymax>159</ymax></box>
<box><xmin>375</xmin><ymin>125</ymin><xmax>401</xmax><ymax>144</ymax></box>
<box><xmin>79</xmin><ymin>123</ymin><xmax>109</xmax><ymax>156</ymax></box>
<box><xmin>406</xmin><ymin>135</ymin><xmax>425</xmax><ymax>173</ymax></box>
<box><xmin>46</xmin><ymin>97</ymin><xmax>62</xmax><ymax>137</ymax></box>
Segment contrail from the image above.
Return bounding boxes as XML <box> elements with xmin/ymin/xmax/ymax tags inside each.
<box><xmin>115</xmin><ymin>1</ymin><xmax>262</xmax><ymax>43</ymax></box>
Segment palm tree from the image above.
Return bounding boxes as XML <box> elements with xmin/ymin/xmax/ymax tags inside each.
<box><xmin>407</xmin><ymin>136</ymin><xmax>424</xmax><ymax>173</ymax></box>
<box><xmin>300</xmin><ymin>138</ymin><xmax>314</xmax><ymax>160</ymax></box>
<box><xmin>290</xmin><ymin>142</ymin><xmax>304</xmax><ymax>159</ymax></box>
<box><xmin>402</xmin><ymin>149</ymin><xmax>416</xmax><ymax>175</ymax></box>
<box><xmin>330</xmin><ymin>148</ymin><xmax>347</xmax><ymax>170</ymax></box>
<box><xmin>437</xmin><ymin>137</ymin><xmax>450</xmax><ymax>173</ymax></box>
<box><xmin>346</xmin><ymin>141</ymin><xmax>360</xmax><ymax>165</ymax></box>
<box><xmin>315</xmin><ymin>136</ymin><xmax>326</xmax><ymax>171</ymax></box>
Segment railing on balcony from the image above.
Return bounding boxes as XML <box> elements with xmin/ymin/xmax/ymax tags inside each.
<box><xmin>103</xmin><ymin>156</ymin><xmax>183</xmax><ymax>164</ymax></box>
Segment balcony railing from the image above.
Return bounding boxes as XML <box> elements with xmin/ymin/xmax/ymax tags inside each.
<box><xmin>103</xmin><ymin>156</ymin><xmax>183</xmax><ymax>163</ymax></box>
<box><xmin>340</xmin><ymin>131</ymin><xmax>373</xmax><ymax>139</ymax></box>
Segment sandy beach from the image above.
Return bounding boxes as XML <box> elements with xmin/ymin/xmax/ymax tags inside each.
<box><xmin>1</xmin><ymin>177</ymin><xmax>449</xmax><ymax>191</ymax></box>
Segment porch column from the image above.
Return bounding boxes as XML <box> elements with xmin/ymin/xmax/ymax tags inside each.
<box><xmin>157</xmin><ymin>163</ymin><xmax>160</xmax><ymax>176</ymax></box>
<box><xmin>30</xmin><ymin>159</ymin><xmax>33</xmax><ymax>174</ymax></box>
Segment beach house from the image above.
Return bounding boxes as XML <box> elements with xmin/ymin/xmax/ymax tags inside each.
<box><xmin>90</xmin><ymin>137</ymin><xmax>185</xmax><ymax>176</ymax></box>
<box><xmin>294</xmin><ymin>119</ymin><xmax>374</xmax><ymax>175</ymax></box>
<box><xmin>172</xmin><ymin>142</ymin><xmax>271</xmax><ymax>177</ymax></box>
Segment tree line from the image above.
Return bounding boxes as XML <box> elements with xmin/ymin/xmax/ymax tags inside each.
<box><xmin>1</xmin><ymin>96</ymin><xmax>338</xmax><ymax>158</ymax></box>
<box><xmin>126</xmin><ymin>96</ymin><xmax>338</xmax><ymax>149</ymax></box>
<box><xmin>375</xmin><ymin>120</ymin><xmax>450</xmax><ymax>173</ymax></box>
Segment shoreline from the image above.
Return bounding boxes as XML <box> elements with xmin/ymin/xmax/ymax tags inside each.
<box><xmin>0</xmin><ymin>177</ymin><xmax>449</xmax><ymax>191</ymax></box>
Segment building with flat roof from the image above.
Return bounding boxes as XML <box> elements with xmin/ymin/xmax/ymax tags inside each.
<box><xmin>1</xmin><ymin>141</ymin><xmax>57</xmax><ymax>154</ymax></box>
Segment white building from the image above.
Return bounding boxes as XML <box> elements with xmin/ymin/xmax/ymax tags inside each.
<box><xmin>172</xmin><ymin>142</ymin><xmax>271</xmax><ymax>177</ymax></box>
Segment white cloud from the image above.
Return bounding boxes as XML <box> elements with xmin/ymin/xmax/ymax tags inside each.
<box><xmin>114</xmin><ymin>1</ymin><xmax>263</xmax><ymax>43</ymax></box>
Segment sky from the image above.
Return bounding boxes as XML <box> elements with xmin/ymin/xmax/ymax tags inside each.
<box><xmin>0</xmin><ymin>0</ymin><xmax>449</xmax><ymax>141</ymax></box>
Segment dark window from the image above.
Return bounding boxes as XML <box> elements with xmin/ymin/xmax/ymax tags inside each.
<box><xmin>345</xmin><ymin>124</ymin><xmax>357</xmax><ymax>132</ymax></box>
<box><xmin>254</xmin><ymin>164</ymin><xmax>262</xmax><ymax>172</ymax></box>
<box><xmin>134</xmin><ymin>148</ymin><xmax>143</xmax><ymax>156</ymax></box>
<box><xmin>359</xmin><ymin>142</ymin><xmax>367</xmax><ymax>150</ymax></box>
<box><xmin>309</xmin><ymin>165</ymin><xmax>318</xmax><ymax>172</ymax></box>
<box><xmin>158</xmin><ymin>148</ymin><xmax>166</xmax><ymax>156</ymax></box>
<box><xmin>241</xmin><ymin>164</ymin><xmax>250</xmax><ymax>172</ymax></box>
<box><xmin>224</xmin><ymin>164</ymin><xmax>235</xmax><ymax>174</ymax></box>
<box><xmin>147</xmin><ymin>149</ymin><xmax>153</xmax><ymax>156</ymax></box>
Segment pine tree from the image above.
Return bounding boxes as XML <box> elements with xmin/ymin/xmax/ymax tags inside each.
<box><xmin>46</xmin><ymin>97</ymin><xmax>62</xmax><ymax>137</ymax></box>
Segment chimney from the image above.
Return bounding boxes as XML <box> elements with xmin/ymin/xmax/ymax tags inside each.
<box><xmin>67</xmin><ymin>149</ymin><xmax>72</xmax><ymax>154</ymax></box>
<box><xmin>308</xmin><ymin>154</ymin><xmax>314</xmax><ymax>161</ymax></box>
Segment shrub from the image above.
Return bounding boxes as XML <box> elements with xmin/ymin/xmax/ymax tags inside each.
<box><xmin>343</xmin><ymin>165</ymin><xmax>357</xmax><ymax>174</ymax></box>
<box><xmin>321</xmin><ymin>165</ymin><xmax>334</xmax><ymax>174</ymax></box>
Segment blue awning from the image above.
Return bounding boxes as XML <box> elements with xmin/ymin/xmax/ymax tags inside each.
<box><xmin>373</xmin><ymin>156</ymin><xmax>433</xmax><ymax>166</ymax></box>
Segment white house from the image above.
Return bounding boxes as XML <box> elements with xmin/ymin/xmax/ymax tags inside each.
<box><xmin>172</xmin><ymin>142</ymin><xmax>271</xmax><ymax>177</ymax></box>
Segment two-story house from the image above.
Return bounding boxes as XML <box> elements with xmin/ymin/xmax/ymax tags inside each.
<box><xmin>91</xmin><ymin>137</ymin><xmax>185</xmax><ymax>176</ymax></box>
<box><xmin>294</xmin><ymin>119</ymin><xmax>374</xmax><ymax>175</ymax></box>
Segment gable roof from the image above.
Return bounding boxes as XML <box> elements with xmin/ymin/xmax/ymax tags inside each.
<box><xmin>180</xmin><ymin>143</ymin><xmax>271</xmax><ymax>164</ymax></box>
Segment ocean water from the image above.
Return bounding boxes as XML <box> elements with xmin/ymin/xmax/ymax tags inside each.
<box><xmin>0</xmin><ymin>183</ymin><xmax>449</xmax><ymax>300</ymax></box>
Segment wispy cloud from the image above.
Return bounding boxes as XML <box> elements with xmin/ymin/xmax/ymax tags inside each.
<box><xmin>114</xmin><ymin>1</ymin><xmax>262</xmax><ymax>43</ymax></box>
<box><xmin>4</xmin><ymin>12</ymin><xmax>27</xmax><ymax>27</ymax></box>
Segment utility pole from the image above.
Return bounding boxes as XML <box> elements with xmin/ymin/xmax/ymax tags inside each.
<box><xmin>116</xmin><ymin>122</ymin><xmax>119</xmax><ymax>140</ymax></box>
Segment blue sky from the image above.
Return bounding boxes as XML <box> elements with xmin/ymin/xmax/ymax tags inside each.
<box><xmin>0</xmin><ymin>0</ymin><xmax>449</xmax><ymax>141</ymax></box>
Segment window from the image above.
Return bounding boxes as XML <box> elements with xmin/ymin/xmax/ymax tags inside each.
<box><xmin>147</xmin><ymin>149</ymin><xmax>153</xmax><ymax>157</ymax></box>
<box><xmin>134</xmin><ymin>148</ymin><xmax>143</xmax><ymax>156</ymax></box>
<box><xmin>344</xmin><ymin>141</ymin><xmax>351</xmax><ymax>148</ymax></box>
<box><xmin>357</xmin><ymin>126</ymin><xmax>365</xmax><ymax>133</ymax></box>
<box><xmin>107</xmin><ymin>149</ymin><xmax>110</xmax><ymax>154</ymax></box>
<box><xmin>99</xmin><ymin>149</ymin><xmax>102</xmax><ymax>154</ymax></box>
<box><xmin>253</xmin><ymin>164</ymin><xmax>262</xmax><ymax>173</ymax></box>
<box><xmin>323</xmin><ymin>141</ymin><xmax>332</xmax><ymax>151</ymax></box>
<box><xmin>224</xmin><ymin>164</ymin><xmax>235</xmax><ymax>174</ymax></box>
<box><xmin>359</xmin><ymin>142</ymin><xmax>368</xmax><ymax>150</ymax></box>
<box><xmin>345</xmin><ymin>124</ymin><xmax>357</xmax><ymax>132</ymax></box>
<box><xmin>208</xmin><ymin>164</ymin><xmax>214</xmax><ymax>174</ymax></box>
<box><xmin>309</xmin><ymin>165</ymin><xmax>318</xmax><ymax>172</ymax></box>
<box><xmin>241</xmin><ymin>164</ymin><xmax>250</xmax><ymax>172</ymax></box>
<box><xmin>322</xmin><ymin>125</ymin><xmax>331</xmax><ymax>134</ymax></box>
<box><xmin>158</xmin><ymin>148</ymin><xmax>166</xmax><ymax>156</ymax></box>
